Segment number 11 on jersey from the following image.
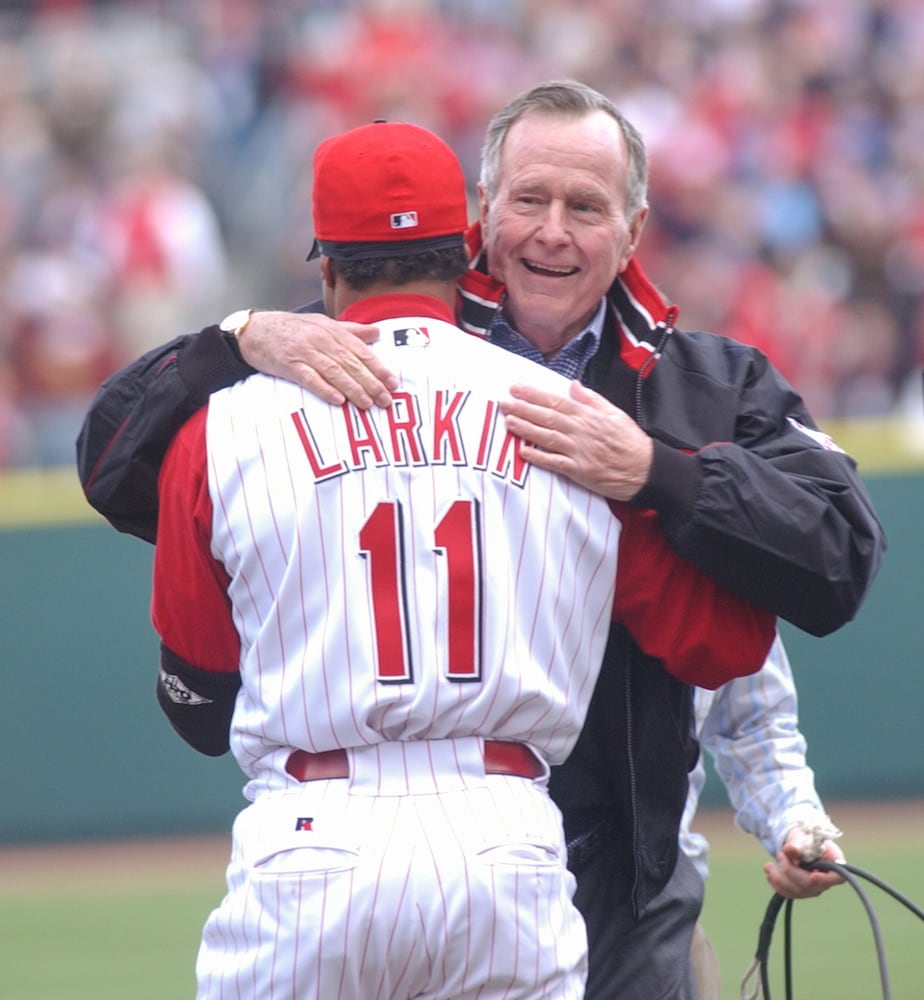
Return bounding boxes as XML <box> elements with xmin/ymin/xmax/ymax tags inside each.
<box><xmin>359</xmin><ymin>498</ymin><xmax>484</xmax><ymax>685</ymax></box>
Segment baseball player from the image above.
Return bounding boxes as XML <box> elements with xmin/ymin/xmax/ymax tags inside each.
<box><xmin>151</xmin><ymin>122</ymin><xmax>774</xmax><ymax>999</ymax></box>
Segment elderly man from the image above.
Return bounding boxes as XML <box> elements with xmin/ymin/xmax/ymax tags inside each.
<box><xmin>78</xmin><ymin>81</ymin><xmax>884</xmax><ymax>999</ymax></box>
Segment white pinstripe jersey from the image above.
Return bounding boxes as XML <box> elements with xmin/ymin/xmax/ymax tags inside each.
<box><xmin>204</xmin><ymin>311</ymin><xmax>620</xmax><ymax>785</ymax></box>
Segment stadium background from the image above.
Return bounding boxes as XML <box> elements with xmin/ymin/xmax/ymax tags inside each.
<box><xmin>1</xmin><ymin>0</ymin><xmax>921</xmax><ymax>874</ymax></box>
<box><xmin>2</xmin><ymin>0</ymin><xmax>924</xmax><ymax>472</ymax></box>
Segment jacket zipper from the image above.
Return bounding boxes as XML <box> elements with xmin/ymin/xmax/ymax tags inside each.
<box><xmin>628</xmin><ymin>305</ymin><xmax>677</xmax><ymax>917</ymax></box>
<box><xmin>633</xmin><ymin>306</ymin><xmax>678</xmax><ymax>424</ymax></box>
<box><xmin>625</xmin><ymin>647</ymin><xmax>642</xmax><ymax>918</ymax></box>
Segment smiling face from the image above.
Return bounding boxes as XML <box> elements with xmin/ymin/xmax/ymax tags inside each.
<box><xmin>478</xmin><ymin>110</ymin><xmax>648</xmax><ymax>355</ymax></box>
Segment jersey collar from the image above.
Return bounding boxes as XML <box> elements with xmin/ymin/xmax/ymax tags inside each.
<box><xmin>339</xmin><ymin>293</ymin><xmax>457</xmax><ymax>326</ymax></box>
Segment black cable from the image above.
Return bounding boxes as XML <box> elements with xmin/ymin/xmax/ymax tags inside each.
<box><xmin>753</xmin><ymin>894</ymin><xmax>785</xmax><ymax>998</ymax></box>
<box><xmin>811</xmin><ymin>860</ymin><xmax>924</xmax><ymax>921</ymax></box>
<box><xmin>829</xmin><ymin>864</ymin><xmax>891</xmax><ymax>999</ymax></box>
<box><xmin>746</xmin><ymin>860</ymin><xmax>924</xmax><ymax>1000</ymax></box>
<box><xmin>783</xmin><ymin>897</ymin><xmax>793</xmax><ymax>1000</ymax></box>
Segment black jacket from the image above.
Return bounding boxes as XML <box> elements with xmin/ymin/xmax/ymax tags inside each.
<box><xmin>75</xmin><ymin>251</ymin><xmax>886</xmax><ymax>921</ymax></box>
<box><xmin>457</xmin><ymin>245</ymin><xmax>884</xmax><ymax>918</ymax></box>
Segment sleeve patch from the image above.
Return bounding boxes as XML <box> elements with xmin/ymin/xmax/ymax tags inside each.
<box><xmin>158</xmin><ymin>668</ymin><xmax>215</xmax><ymax>706</ymax></box>
<box><xmin>787</xmin><ymin>416</ymin><xmax>845</xmax><ymax>454</ymax></box>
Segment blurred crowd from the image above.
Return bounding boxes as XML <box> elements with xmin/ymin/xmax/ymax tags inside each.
<box><xmin>1</xmin><ymin>0</ymin><xmax>923</xmax><ymax>468</ymax></box>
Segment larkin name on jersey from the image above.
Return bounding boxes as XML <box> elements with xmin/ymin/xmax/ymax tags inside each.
<box><xmin>290</xmin><ymin>389</ymin><xmax>530</xmax><ymax>487</ymax></box>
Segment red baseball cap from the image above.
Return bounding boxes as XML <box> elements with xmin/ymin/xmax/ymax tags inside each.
<box><xmin>306</xmin><ymin>120</ymin><xmax>469</xmax><ymax>262</ymax></box>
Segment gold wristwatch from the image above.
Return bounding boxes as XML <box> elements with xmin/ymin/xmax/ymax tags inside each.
<box><xmin>219</xmin><ymin>308</ymin><xmax>254</xmax><ymax>340</ymax></box>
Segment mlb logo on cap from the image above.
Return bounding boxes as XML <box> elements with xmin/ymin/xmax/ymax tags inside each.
<box><xmin>391</xmin><ymin>212</ymin><xmax>419</xmax><ymax>230</ymax></box>
<box><xmin>307</xmin><ymin>121</ymin><xmax>468</xmax><ymax>262</ymax></box>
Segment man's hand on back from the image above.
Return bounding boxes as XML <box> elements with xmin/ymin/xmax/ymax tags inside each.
<box><xmin>238</xmin><ymin>311</ymin><xmax>397</xmax><ymax>409</ymax></box>
<box><xmin>500</xmin><ymin>379</ymin><xmax>654</xmax><ymax>501</ymax></box>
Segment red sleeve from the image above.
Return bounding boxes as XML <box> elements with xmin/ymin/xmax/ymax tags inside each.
<box><xmin>151</xmin><ymin>406</ymin><xmax>241</xmax><ymax>673</ymax></box>
<box><xmin>612</xmin><ymin>503</ymin><xmax>776</xmax><ymax>689</ymax></box>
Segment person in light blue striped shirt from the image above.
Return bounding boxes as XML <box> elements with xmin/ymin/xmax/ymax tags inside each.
<box><xmin>682</xmin><ymin>635</ymin><xmax>845</xmax><ymax>999</ymax></box>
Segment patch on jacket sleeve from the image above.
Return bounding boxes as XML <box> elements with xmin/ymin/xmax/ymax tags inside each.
<box><xmin>787</xmin><ymin>416</ymin><xmax>845</xmax><ymax>453</ymax></box>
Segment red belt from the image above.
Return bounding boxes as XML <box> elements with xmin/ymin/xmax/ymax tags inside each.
<box><xmin>285</xmin><ymin>741</ymin><xmax>544</xmax><ymax>782</ymax></box>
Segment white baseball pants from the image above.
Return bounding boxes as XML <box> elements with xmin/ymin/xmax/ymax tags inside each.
<box><xmin>196</xmin><ymin>739</ymin><xmax>587</xmax><ymax>999</ymax></box>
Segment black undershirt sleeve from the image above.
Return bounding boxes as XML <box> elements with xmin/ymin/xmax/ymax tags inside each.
<box><xmin>156</xmin><ymin>644</ymin><xmax>241</xmax><ymax>757</ymax></box>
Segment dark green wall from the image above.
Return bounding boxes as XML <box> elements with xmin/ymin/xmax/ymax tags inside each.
<box><xmin>1</xmin><ymin>473</ymin><xmax>921</xmax><ymax>844</ymax></box>
<box><xmin>0</xmin><ymin>525</ymin><xmax>242</xmax><ymax>843</ymax></box>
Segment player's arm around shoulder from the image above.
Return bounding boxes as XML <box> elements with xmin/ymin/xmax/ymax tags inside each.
<box><xmin>77</xmin><ymin>326</ymin><xmax>253</xmax><ymax>542</ymax></box>
<box><xmin>152</xmin><ymin>407</ymin><xmax>241</xmax><ymax>756</ymax></box>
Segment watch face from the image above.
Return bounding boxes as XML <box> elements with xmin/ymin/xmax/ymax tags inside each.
<box><xmin>220</xmin><ymin>309</ymin><xmax>252</xmax><ymax>334</ymax></box>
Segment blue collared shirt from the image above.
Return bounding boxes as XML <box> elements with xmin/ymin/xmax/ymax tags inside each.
<box><xmin>489</xmin><ymin>299</ymin><xmax>606</xmax><ymax>381</ymax></box>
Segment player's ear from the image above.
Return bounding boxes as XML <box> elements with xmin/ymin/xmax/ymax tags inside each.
<box><xmin>319</xmin><ymin>256</ymin><xmax>339</xmax><ymax>317</ymax></box>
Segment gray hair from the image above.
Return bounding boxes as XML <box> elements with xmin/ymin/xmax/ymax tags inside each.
<box><xmin>479</xmin><ymin>80</ymin><xmax>649</xmax><ymax>219</ymax></box>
